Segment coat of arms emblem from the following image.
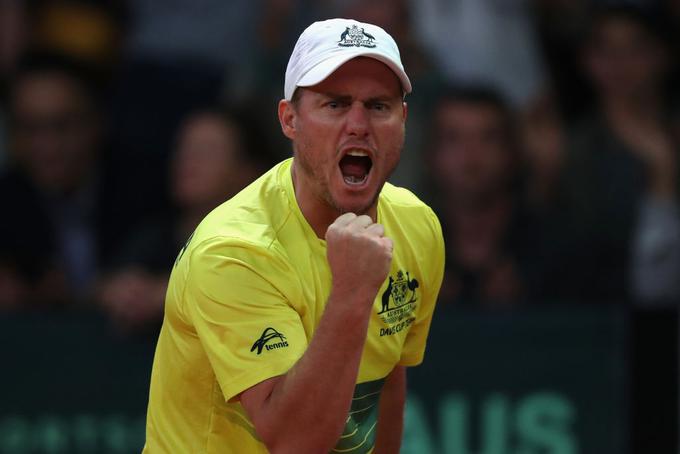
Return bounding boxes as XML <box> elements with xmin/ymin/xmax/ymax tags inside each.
<box><xmin>338</xmin><ymin>25</ymin><xmax>377</xmax><ymax>48</ymax></box>
<box><xmin>380</xmin><ymin>270</ymin><xmax>419</xmax><ymax>314</ymax></box>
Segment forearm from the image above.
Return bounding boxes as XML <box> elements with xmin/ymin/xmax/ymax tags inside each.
<box><xmin>248</xmin><ymin>290</ymin><xmax>374</xmax><ymax>453</ymax></box>
<box><xmin>374</xmin><ymin>366</ymin><xmax>406</xmax><ymax>454</ymax></box>
<box><xmin>242</xmin><ymin>212</ymin><xmax>393</xmax><ymax>452</ymax></box>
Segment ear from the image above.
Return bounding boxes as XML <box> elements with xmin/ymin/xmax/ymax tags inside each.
<box><xmin>278</xmin><ymin>99</ymin><xmax>297</xmax><ymax>140</ymax></box>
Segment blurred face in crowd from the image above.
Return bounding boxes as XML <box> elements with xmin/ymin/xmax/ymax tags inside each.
<box><xmin>10</xmin><ymin>71</ymin><xmax>99</xmax><ymax>194</ymax></box>
<box><xmin>172</xmin><ymin>113</ymin><xmax>252</xmax><ymax>211</ymax></box>
<box><xmin>431</xmin><ymin>101</ymin><xmax>514</xmax><ymax>206</ymax></box>
<box><xmin>280</xmin><ymin>57</ymin><xmax>407</xmax><ymax>218</ymax></box>
<box><xmin>585</xmin><ymin>15</ymin><xmax>668</xmax><ymax>100</ymax></box>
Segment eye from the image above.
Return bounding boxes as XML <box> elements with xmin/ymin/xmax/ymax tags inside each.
<box><xmin>370</xmin><ymin>102</ymin><xmax>389</xmax><ymax>111</ymax></box>
<box><xmin>324</xmin><ymin>98</ymin><xmax>350</xmax><ymax>110</ymax></box>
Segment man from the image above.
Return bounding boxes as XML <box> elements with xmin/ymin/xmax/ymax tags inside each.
<box><xmin>562</xmin><ymin>6</ymin><xmax>679</xmax><ymax>303</ymax></box>
<box><xmin>144</xmin><ymin>18</ymin><xmax>444</xmax><ymax>453</ymax></box>
<box><xmin>426</xmin><ymin>86</ymin><xmax>536</xmax><ymax>307</ymax></box>
<box><xmin>0</xmin><ymin>53</ymin><xmax>145</xmax><ymax>308</ymax></box>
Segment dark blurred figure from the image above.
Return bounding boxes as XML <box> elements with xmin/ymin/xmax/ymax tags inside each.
<box><xmin>108</xmin><ymin>0</ymin><xmax>261</xmax><ymax>210</ymax></box>
<box><xmin>409</xmin><ymin>0</ymin><xmax>547</xmax><ymax>109</ymax></box>
<box><xmin>427</xmin><ymin>87</ymin><xmax>542</xmax><ymax>308</ymax></box>
<box><xmin>663</xmin><ymin>0</ymin><xmax>680</xmax><ymax>138</ymax></box>
<box><xmin>97</xmin><ymin>108</ymin><xmax>262</xmax><ymax>332</ymax></box>
<box><xmin>0</xmin><ymin>0</ymin><xmax>27</xmax><ymax>77</ymax></box>
<box><xmin>31</xmin><ymin>0</ymin><xmax>125</xmax><ymax>71</ymax></box>
<box><xmin>0</xmin><ymin>0</ymin><xmax>30</xmax><ymax>171</ymax></box>
<box><xmin>0</xmin><ymin>54</ymin><xmax>144</xmax><ymax>309</ymax></box>
<box><xmin>560</xmin><ymin>6</ymin><xmax>680</xmax><ymax>304</ymax></box>
<box><xmin>520</xmin><ymin>89</ymin><xmax>568</xmax><ymax>212</ymax></box>
<box><xmin>531</xmin><ymin>0</ymin><xmax>592</xmax><ymax>121</ymax></box>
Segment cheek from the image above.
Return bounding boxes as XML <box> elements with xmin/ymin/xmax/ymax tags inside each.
<box><xmin>377</xmin><ymin>122</ymin><xmax>405</xmax><ymax>164</ymax></box>
<box><xmin>296</xmin><ymin>126</ymin><xmax>337</xmax><ymax>171</ymax></box>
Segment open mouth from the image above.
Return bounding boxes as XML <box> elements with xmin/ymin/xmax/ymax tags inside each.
<box><xmin>339</xmin><ymin>150</ymin><xmax>372</xmax><ymax>186</ymax></box>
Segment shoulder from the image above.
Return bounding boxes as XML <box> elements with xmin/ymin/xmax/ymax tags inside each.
<box><xmin>379</xmin><ymin>182</ymin><xmax>427</xmax><ymax>207</ymax></box>
<box><xmin>179</xmin><ymin>161</ymin><xmax>296</xmax><ymax>270</ymax></box>
<box><xmin>380</xmin><ymin>183</ymin><xmax>442</xmax><ymax>235</ymax></box>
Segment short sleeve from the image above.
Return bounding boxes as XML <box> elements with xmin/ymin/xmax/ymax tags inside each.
<box><xmin>399</xmin><ymin>209</ymin><xmax>445</xmax><ymax>366</ymax></box>
<box><xmin>183</xmin><ymin>237</ymin><xmax>308</xmax><ymax>402</ymax></box>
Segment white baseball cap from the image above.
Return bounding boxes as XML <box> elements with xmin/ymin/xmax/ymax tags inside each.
<box><xmin>284</xmin><ymin>18</ymin><xmax>412</xmax><ymax>101</ymax></box>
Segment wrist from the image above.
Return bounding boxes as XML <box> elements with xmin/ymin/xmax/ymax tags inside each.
<box><xmin>327</xmin><ymin>286</ymin><xmax>375</xmax><ymax>317</ymax></box>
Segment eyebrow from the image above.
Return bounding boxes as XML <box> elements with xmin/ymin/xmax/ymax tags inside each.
<box><xmin>319</xmin><ymin>92</ymin><xmax>401</xmax><ymax>103</ymax></box>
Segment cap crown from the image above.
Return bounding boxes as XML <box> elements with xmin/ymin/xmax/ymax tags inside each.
<box><xmin>284</xmin><ymin>18</ymin><xmax>411</xmax><ymax>100</ymax></box>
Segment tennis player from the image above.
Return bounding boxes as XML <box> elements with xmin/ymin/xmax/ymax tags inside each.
<box><xmin>143</xmin><ymin>18</ymin><xmax>444</xmax><ymax>453</ymax></box>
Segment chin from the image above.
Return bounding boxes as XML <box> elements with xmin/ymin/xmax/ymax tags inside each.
<box><xmin>332</xmin><ymin>192</ymin><xmax>380</xmax><ymax>216</ymax></box>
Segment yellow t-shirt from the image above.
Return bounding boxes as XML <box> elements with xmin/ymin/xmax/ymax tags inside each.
<box><xmin>143</xmin><ymin>158</ymin><xmax>444</xmax><ymax>453</ymax></box>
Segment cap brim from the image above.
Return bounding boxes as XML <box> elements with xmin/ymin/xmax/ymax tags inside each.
<box><xmin>296</xmin><ymin>51</ymin><xmax>412</xmax><ymax>96</ymax></box>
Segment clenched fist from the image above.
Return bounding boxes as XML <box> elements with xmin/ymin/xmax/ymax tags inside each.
<box><xmin>325</xmin><ymin>213</ymin><xmax>393</xmax><ymax>304</ymax></box>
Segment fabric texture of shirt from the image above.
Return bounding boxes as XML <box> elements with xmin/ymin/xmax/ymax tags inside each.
<box><xmin>143</xmin><ymin>158</ymin><xmax>444</xmax><ymax>453</ymax></box>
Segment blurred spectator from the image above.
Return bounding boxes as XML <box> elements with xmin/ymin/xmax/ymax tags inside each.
<box><xmin>520</xmin><ymin>89</ymin><xmax>568</xmax><ymax>211</ymax></box>
<box><xmin>426</xmin><ymin>86</ymin><xmax>544</xmax><ymax>308</ymax></box>
<box><xmin>0</xmin><ymin>53</ymin><xmax>146</xmax><ymax>309</ymax></box>
<box><xmin>106</xmin><ymin>0</ymin><xmax>266</xmax><ymax>213</ymax></box>
<box><xmin>0</xmin><ymin>108</ymin><xmax>6</xmax><ymax>169</ymax></box>
<box><xmin>531</xmin><ymin>0</ymin><xmax>592</xmax><ymax>120</ymax></box>
<box><xmin>30</xmin><ymin>0</ymin><xmax>125</xmax><ymax>77</ymax></box>
<box><xmin>560</xmin><ymin>6</ymin><xmax>680</xmax><ymax>303</ymax></box>
<box><xmin>97</xmin><ymin>108</ymin><xmax>263</xmax><ymax>331</ymax></box>
<box><xmin>0</xmin><ymin>0</ymin><xmax>28</xmax><ymax>83</ymax></box>
<box><xmin>631</xmin><ymin>194</ymin><xmax>680</xmax><ymax>304</ymax></box>
<box><xmin>410</xmin><ymin>0</ymin><xmax>547</xmax><ymax>108</ymax></box>
<box><xmin>0</xmin><ymin>0</ymin><xmax>29</xmax><ymax>171</ymax></box>
<box><xmin>228</xmin><ymin>1</ymin><xmax>335</xmax><ymax>163</ymax></box>
<box><xmin>0</xmin><ymin>0</ymin><xmax>27</xmax><ymax>74</ymax></box>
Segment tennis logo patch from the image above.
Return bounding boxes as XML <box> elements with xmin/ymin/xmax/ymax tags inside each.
<box><xmin>338</xmin><ymin>25</ymin><xmax>376</xmax><ymax>48</ymax></box>
<box><xmin>251</xmin><ymin>327</ymin><xmax>289</xmax><ymax>355</ymax></box>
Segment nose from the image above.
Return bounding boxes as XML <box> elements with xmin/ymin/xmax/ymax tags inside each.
<box><xmin>344</xmin><ymin>102</ymin><xmax>370</xmax><ymax>138</ymax></box>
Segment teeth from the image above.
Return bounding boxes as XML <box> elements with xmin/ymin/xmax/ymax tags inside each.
<box><xmin>343</xmin><ymin>175</ymin><xmax>367</xmax><ymax>185</ymax></box>
<box><xmin>347</xmin><ymin>150</ymin><xmax>368</xmax><ymax>157</ymax></box>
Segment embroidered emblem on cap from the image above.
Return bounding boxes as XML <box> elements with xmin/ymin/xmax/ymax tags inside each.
<box><xmin>338</xmin><ymin>25</ymin><xmax>377</xmax><ymax>48</ymax></box>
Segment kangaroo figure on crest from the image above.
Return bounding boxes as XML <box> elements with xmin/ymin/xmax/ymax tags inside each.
<box><xmin>381</xmin><ymin>276</ymin><xmax>394</xmax><ymax>313</ymax></box>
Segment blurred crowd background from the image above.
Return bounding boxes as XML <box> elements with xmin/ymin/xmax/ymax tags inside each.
<box><xmin>1</xmin><ymin>0</ymin><xmax>679</xmax><ymax>452</ymax></box>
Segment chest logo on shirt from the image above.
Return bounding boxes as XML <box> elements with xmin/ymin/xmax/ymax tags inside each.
<box><xmin>378</xmin><ymin>270</ymin><xmax>419</xmax><ymax>336</ymax></box>
<box><xmin>251</xmin><ymin>327</ymin><xmax>289</xmax><ymax>355</ymax></box>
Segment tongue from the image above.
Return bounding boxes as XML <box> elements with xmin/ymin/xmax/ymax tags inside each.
<box><xmin>339</xmin><ymin>155</ymin><xmax>370</xmax><ymax>179</ymax></box>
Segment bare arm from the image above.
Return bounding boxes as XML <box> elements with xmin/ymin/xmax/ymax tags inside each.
<box><xmin>240</xmin><ymin>213</ymin><xmax>393</xmax><ymax>454</ymax></box>
<box><xmin>374</xmin><ymin>366</ymin><xmax>406</xmax><ymax>454</ymax></box>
